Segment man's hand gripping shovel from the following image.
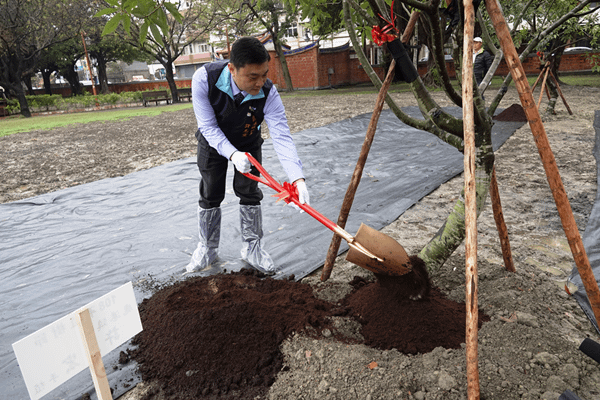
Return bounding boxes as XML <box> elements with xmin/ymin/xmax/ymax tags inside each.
<box><xmin>242</xmin><ymin>153</ymin><xmax>411</xmax><ymax>277</ymax></box>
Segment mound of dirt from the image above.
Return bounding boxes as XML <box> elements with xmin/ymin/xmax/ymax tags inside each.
<box><xmin>129</xmin><ymin>267</ymin><xmax>487</xmax><ymax>400</ymax></box>
<box><xmin>130</xmin><ymin>268</ymin><xmax>340</xmax><ymax>400</ymax></box>
<box><xmin>493</xmin><ymin>103</ymin><xmax>528</xmax><ymax>121</ymax></box>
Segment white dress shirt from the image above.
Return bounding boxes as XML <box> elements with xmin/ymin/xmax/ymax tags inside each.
<box><xmin>192</xmin><ymin>65</ymin><xmax>304</xmax><ymax>183</ymax></box>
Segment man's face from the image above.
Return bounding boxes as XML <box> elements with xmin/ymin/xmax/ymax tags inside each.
<box><xmin>473</xmin><ymin>41</ymin><xmax>483</xmax><ymax>52</ymax></box>
<box><xmin>228</xmin><ymin>61</ymin><xmax>269</xmax><ymax>96</ymax></box>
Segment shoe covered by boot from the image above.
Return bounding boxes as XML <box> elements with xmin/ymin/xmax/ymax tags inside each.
<box><xmin>240</xmin><ymin>204</ymin><xmax>276</xmax><ymax>275</ymax></box>
<box><xmin>186</xmin><ymin>206</ymin><xmax>221</xmax><ymax>273</ymax></box>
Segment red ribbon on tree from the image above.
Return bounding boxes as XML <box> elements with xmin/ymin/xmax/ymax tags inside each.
<box><xmin>371</xmin><ymin>0</ymin><xmax>398</xmax><ymax>45</ymax></box>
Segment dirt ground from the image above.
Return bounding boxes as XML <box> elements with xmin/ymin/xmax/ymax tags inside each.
<box><xmin>2</xmin><ymin>83</ymin><xmax>600</xmax><ymax>399</ymax></box>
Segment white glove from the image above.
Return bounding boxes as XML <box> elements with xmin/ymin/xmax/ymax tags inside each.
<box><xmin>231</xmin><ymin>151</ymin><xmax>252</xmax><ymax>173</ymax></box>
<box><xmin>294</xmin><ymin>180</ymin><xmax>310</xmax><ymax>205</ymax></box>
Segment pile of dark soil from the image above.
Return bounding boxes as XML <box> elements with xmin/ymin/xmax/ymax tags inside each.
<box><xmin>130</xmin><ymin>266</ymin><xmax>488</xmax><ymax>400</ymax></box>
<box><xmin>493</xmin><ymin>103</ymin><xmax>528</xmax><ymax>121</ymax></box>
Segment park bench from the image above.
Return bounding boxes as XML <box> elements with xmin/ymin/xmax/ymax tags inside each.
<box><xmin>178</xmin><ymin>88</ymin><xmax>192</xmax><ymax>102</ymax></box>
<box><xmin>142</xmin><ymin>90</ymin><xmax>171</xmax><ymax>107</ymax></box>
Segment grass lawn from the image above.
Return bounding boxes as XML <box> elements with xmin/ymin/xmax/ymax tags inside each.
<box><xmin>2</xmin><ymin>74</ymin><xmax>599</xmax><ymax>137</ymax></box>
<box><xmin>0</xmin><ymin>103</ymin><xmax>193</xmax><ymax>137</ymax></box>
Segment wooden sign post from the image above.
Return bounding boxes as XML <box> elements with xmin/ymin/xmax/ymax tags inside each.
<box><xmin>76</xmin><ymin>308</ymin><xmax>113</xmax><ymax>400</ymax></box>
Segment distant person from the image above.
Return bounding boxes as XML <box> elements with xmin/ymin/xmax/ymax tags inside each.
<box><xmin>187</xmin><ymin>36</ymin><xmax>309</xmax><ymax>275</ymax></box>
<box><xmin>473</xmin><ymin>37</ymin><xmax>493</xmax><ymax>98</ymax></box>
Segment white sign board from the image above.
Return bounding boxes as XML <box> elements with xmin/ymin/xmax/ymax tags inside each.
<box><xmin>12</xmin><ymin>282</ymin><xmax>142</xmax><ymax>400</ymax></box>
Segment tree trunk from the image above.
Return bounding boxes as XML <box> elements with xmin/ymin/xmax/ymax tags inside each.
<box><xmin>418</xmin><ymin>141</ymin><xmax>494</xmax><ymax>273</ymax></box>
<box><xmin>41</xmin><ymin>69</ymin><xmax>53</xmax><ymax>95</ymax></box>
<box><xmin>164</xmin><ymin>61</ymin><xmax>179</xmax><ymax>102</ymax></box>
<box><xmin>246</xmin><ymin>1</ymin><xmax>294</xmax><ymax>92</ymax></box>
<box><xmin>96</xmin><ymin>53</ymin><xmax>110</xmax><ymax>94</ymax></box>
<box><xmin>23</xmin><ymin>74</ymin><xmax>34</xmax><ymax>95</ymax></box>
<box><xmin>16</xmin><ymin>86</ymin><xmax>32</xmax><ymax>118</ymax></box>
<box><xmin>274</xmin><ymin>38</ymin><xmax>294</xmax><ymax>91</ymax></box>
<box><xmin>62</xmin><ymin>63</ymin><xmax>82</xmax><ymax>96</ymax></box>
<box><xmin>269</xmin><ymin>15</ymin><xmax>294</xmax><ymax>92</ymax></box>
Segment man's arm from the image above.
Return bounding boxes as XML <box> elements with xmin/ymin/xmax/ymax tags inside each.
<box><xmin>191</xmin><ymin>67</ymin><xmax>238</xmax><ymax>160</ymax></box>
<box><xmin>262</xmin><ymin>86</ymin><xmax>305</xmax><ymax>183</ymax></box>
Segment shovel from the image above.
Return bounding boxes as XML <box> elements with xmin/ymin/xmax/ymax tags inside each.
<box><xmin>242</xmin><ymin>153</ymin><xmax>411</xmax><ymax>276</ymax></box>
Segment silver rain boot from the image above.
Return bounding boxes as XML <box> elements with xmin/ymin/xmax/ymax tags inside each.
<box><xmin>240</xmin><ymin>204</ymin><xmax>275</xmax><ymax>275</ymax></box>
<box><xmin>185</xmin><ymin>206</ymin><xmax>221</xmax><ymax>273</ymax></box>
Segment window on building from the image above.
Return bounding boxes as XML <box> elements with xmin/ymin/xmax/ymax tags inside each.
<box><xmin>285</xmin><ymin>22</ymin><xmax>298</xmax><ymax>38</ymax></box>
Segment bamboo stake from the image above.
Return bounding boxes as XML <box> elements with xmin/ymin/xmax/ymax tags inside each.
<box><xmin>320</xmin><ymin>11</ymin><xmax>421</xmax><ymax>281</ymax></box>
<box><xmin>462</xmin><ymin>1</ymin><xmax>480</xmax><ymax>399</ymax></box>
<box><xmin>530</xmin><ymin>62</ymin><xmax>548</xmax><ymax>92</ymax></box>
<box><xmin>537</xmin><ymin>64</ymin><xmax>550</xmax><ymax>110</ymax></box>
<box><xmin>320</xmin><ymin>59</ymin><xmax>396</xmax><ymax>281</ymax></box>
<box><xmin>486</xmin><ymin>0</ymin><xmax>600</xmax><ymax>329</ymax></box>
<box><xmin>489</xmin><ymin>167</ymin><xmax>515</xmax><ymax>272</ymax></box>
<box><xmin>401</xmin><ymin>11</ymin><xmax>421</xmax><ymax>44</ymax></box>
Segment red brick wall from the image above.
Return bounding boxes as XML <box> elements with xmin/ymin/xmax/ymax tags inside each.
<box><xmin>318</xmin><ymin>51</ymin><xmax>350</xmax><ymax>87</ymax></box>
<box><xmin>350</xmin><ymin>57</ymin><xmax>386</xmax><ymax>84</ymax></box>
<box><xmin>417</xmin><ymin>52</ymin><xmax>599</xmax><ymax>79</ymax></box>
<box><xmin>268</xmin><ymin>46</ymin><xmax>386</xmax><ymax>90</ymax></box>
<box><xmin>268</xmin><ymin>46</ymin><xmax>319</xmax><ymax>90</ymax></box>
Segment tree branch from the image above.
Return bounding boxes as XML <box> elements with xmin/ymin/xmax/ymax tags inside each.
<box><xmin>346</xmin><ymin>0</ymin><xmax>379</xmax><ymax>25</ymax></box>
<box><xmin>423</xmin><ymin>7</ymin><xmax>462</xmax><ymax>106</ymax></box>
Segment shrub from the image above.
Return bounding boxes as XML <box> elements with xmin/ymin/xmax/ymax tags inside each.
<box><xmin>6</xmin><ymin>99</ymin><xmax>20</xmax><ymax>114</ymax></box>
<box><xmin>26</xmin><ymin>94</ymin><xmax>62</xmax><ymax>111</ymax></box>
<box><xmin>3</xmin><ymin>89</ymin><xmax>170</xmax><ymax>115</ymax></box>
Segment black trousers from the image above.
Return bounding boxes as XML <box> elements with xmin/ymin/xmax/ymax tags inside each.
<box><xmin>196</xmin><ymin>132</ymin><xmax>263</xmax><ymax>209</ymax></box>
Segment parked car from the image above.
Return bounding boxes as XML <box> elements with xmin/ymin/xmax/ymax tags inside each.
<box><xmin>564</xmin><ymin>46</ymin><xmax>593</xmax><ymax>53</ymax></box>
<box><xmin>418</xmin><ymin>54</ymin><xmax>453</xmax><ymax>62</ymax></box>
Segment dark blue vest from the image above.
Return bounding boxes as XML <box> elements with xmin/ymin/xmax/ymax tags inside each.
<box><xmin>203</xmin><ymin>61</ymin><xmax>273</xmax><ymax>151</ymax></box>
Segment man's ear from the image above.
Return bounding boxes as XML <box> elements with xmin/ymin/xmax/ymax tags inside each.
<box><xmin>227</xmin><ymin>63</ymin><xmax>236</xmax><ymax>75</ymax></box>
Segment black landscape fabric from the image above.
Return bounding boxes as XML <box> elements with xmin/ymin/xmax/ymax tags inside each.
<box><xmin>0</xmin><ymin>107</ymin><xmax>524</xmax><ymax>399</ymax></box>
<box><xmin>568</xmin><ymin>110</ymin><xmax>600</xmax><ymax>334</ymax></box>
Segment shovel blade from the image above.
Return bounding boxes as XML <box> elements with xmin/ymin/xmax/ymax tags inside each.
<box><xmin>346</xmin><ymin>223</ymin><xmax>411</xmax><ymax>276</ymax></box>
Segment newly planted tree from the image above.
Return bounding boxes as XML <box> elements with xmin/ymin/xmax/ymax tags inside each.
<box><xmin>304</xmin><ymin>0</ymin><xmax>599</xmax><ymax>274</ymax></box>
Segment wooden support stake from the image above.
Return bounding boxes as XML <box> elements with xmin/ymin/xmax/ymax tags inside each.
<box><xmin>320</xmin><ymin>60</ymin><xmax>396</xmax><ymax>281</ymax></box>
<box><xmin>489</xmin><ymin>167</ymin><xmax>515</xmax><ymax>272</ymax></box>
<box><xmin>462</xmin><ymin>1</ymin><xmax>480</xmax><ymax>399</ymax></box>
<box><xmin>486</xmin><ymin>0</ymin><xmax>600</xmax><ymax>330</ymax></box>
<box><xmin>76</xmin><ymin>308</ymin><xmax>113</xmax><ymax>400</ymax></box>
<box><xmin>530</xmin><ymin>62</ymin><xmax>548</xmax><ymax>92</ymax></box>
<box><xmin>537</xmin><ymin>64</ymin><xmax>550</xmax><ymax>110</ymax></box>
<box><xmin>401</xmin><ymin>11</ymin><xmax>421</xmax><ymax>44</ymax></box>
<box><xmin>549</xmin><ymin>70</ymin><xmax>573</xmax><ymax>115</ymax></box>
<box><xmin>321</xmin><ymin>10</ymin><xmax>421</xmax><ymax>281</ymax></box>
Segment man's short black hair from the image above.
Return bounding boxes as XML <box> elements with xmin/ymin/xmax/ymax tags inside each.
<box><xmin>230</xmin><ymin>37</ymin><xmax>271</xmax><ymax>69</ymax></box>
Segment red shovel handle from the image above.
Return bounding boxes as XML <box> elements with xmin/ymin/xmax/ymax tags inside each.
<box><xmin>242</xmin><ymin>153</ymin><xmax>338</xmax><ymax>232</ymax></box>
